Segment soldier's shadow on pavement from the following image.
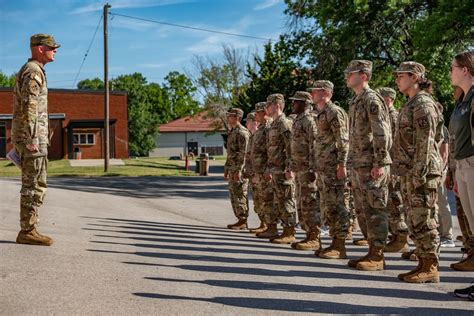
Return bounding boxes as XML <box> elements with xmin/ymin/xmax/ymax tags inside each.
<box><xmin>83</xmin><ymin>216</ymin><xmax>470</xmax><ymax>312</ymax></box>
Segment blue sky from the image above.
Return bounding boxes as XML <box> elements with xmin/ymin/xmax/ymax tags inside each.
<box><xmin>0</xmin><ymin>0</ymin><xmax>288</xmax><ymax>89</ymax></box>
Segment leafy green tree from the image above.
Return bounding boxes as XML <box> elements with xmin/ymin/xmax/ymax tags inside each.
<box><xmin>163</xmin><ymin>71</ymin><xmax>199</xmax><ymax>120</ymax></box>
<box><xmin>77</xmin><ymin>77</ymin><xmax>104</xmax><ymax>90</ymax></box>
<box><xmin>284</xmin><ymin>0</ymin><xmax>473</xmax><ymax>114</ymax></box>
<box><xmin>0</xmin><ymin>71</ymin><xmax>16</xmax><ymax>87</ymax></box>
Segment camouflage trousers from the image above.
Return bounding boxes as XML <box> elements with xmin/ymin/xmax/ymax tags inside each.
<box><xmin>317</xmin><ymin>172</ymin><xmax>350</xmax><ymax>239</ymax></box>
<box><xmin>295</xmin><ymin>171</ymin><xmax>321</xmax><ymax>232</ymax></box>
<box><xmin>255</xmin><ymin>174</ymin><xmax>278</xmax><ymax>224</ymax></box>
<box><xmin>249</xmin><ymin>179</ymin><xmax>264</xmax><ymax>221</ymax></box>
<box><xmin>15</xmin><ymin>144</ymin><xmax>48</xmax><ymax>232</ymax></box>
<box><xmin>388</xmin><ymin>175</ymin><xmax>408</xmax><ymax>235</ymax></box>
<box><xmin>351</xmin><ymin>166</ymin><xmax>390</xmax><ymax>247</ymax></box>
<box><xmin>271</xmin><ymin>173</ymin><xmax>297</xmax><ymax>227</ymax></box>
<box><xmin>228</xmin><ymin>175</ymin><xmax>249</xmax><ymax>220</ymax></box>
<box><xmin>400</xmin><ymin>176</ymin><xmax>440</xmax><ymax>259</ymax></box>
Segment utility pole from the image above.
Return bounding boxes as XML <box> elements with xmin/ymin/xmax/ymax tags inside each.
<box><xmin>103</xmin><ymin>3</ymin><xmax>111</xmax><ymax>172</ymax></box>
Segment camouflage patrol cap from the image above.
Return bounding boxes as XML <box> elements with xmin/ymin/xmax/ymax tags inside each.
<box><xmin>289</xmin><ymin>91</ymin><xmax>313</xmax><ymax>104</ymax></box>
<box><xmin>394</xmin><ymin>61</ymin><xmax>426</xmax><ymax>78</ymax></box>
<box><xmin>246</xmin><ymin>111</ymin><xmax>256</xmax><ymax>121</ymax></box>
<box><xmin>267</xmin><ymin>93</ymin><xmax>285</xmax><ymax>105</ymax></box>
<box><xmin>344</xmin><ymin>60</ymin><xmax>372</xmax><ymax>73</ymax></box>
<box><xmin>309</xmin><ymin>80</ymin><xmax>334</xmax><ymax>93</ymax></box>
<box><xmin>226</xmin><ymin>108</ymin><xmax>244</xmax><ymax>117</ymax></box>
<box><xmin>255</xmin><ymin>101</ymin><xmax>267</xmax><ymax>112</ymax></box>
<box><xmin>376</xmin><ymin>87</ymin><xmax>397</xmax><ymax>100</ymax></box>
<box><xmin>30</xmin><ymin>34</ymin><xmax>60</xmax><ymax>48</ymax></box>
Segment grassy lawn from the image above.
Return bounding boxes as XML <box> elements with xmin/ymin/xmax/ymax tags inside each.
<box><xmin>0</xmin><ymin>157</ymin><xmax>200</xmax><ymax>177</ymax></box>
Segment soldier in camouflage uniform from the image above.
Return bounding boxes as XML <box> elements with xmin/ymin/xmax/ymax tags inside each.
<box><xmin>243</xmin><ymin>111</ymin><xmax>267</xmax><ymax>233</ymax></box>
<box><xmin>393</xmin><ymin>62</ymin><xmax>443</xmax><ymax>283</ymax></box>
<box><xmin>310</xmin><ymin>80</ymin><xmax>351</xmax><ymax>259</ymax></box>
<box><xmin>12</xmin><ymin>34</ymin><xmax>60</xmax><ymax>246</ymax></box>
<box><xmin>264</xmin><ymin>93</ymin><xmax>297</xmax><ymax>244</ymax></box>
<box><xmin>224</xmin><ymin>108</ymin><xmax>251</xmax><ymax>230</ymax></box>
<box><xmin>376</xmin><ymin>87</ymin><xmax>410</xmax><ymax>253</ymax></box>
<box><xmin>252</xmin><ymin>102</ymin><xmax>279</xmax><ymax>239</ymax></box>
<box><xmin>288</xmin><ymin>91</ymin><xmax>321</xmax><ymax>250</ymax></box>
<box><xmin>345</xmin><ymin>60</ymin><xmax>392</xmax><ymax>271</ymax></box>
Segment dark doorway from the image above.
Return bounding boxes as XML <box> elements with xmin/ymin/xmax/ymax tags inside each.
<box><xmin>0</xmin><ymin>123</ymin><xmax>5</xmax><ymax>158</ymax></box>
<box><xmin>187</xmin><ymin>142</ymin><xmax>198</xmax><ymax>156</ymax></box>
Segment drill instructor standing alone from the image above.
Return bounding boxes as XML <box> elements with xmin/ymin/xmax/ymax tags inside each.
<box><xmin>12</xmin><ymin>34</ymin><xmax>60</xmax><ymax>246</ymax></box>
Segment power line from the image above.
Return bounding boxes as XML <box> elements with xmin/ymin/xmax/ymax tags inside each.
<box><xmin>109</xmin><ymin>12</ymin><xmax>273</xmax><ymax>42</ymax></box>
<box><xmin>71</xmin><ymin>14</ymin><xmax>103</xmax><ymax>88</ymax></box>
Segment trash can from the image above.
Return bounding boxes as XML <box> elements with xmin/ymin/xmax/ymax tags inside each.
<box><xmin>195</xmin><ymin>158</ymin><xmax>200</xmax><ymax>173</ymax></box>
<box><xmin>199</xmin><ymin>153</ymin><xmax>209</xmax><ymax>176</ymax></box>
<box><xmin>74</xmin><ymin>147</ymin><xmax>82</xmax><ymax>160</ymax></box>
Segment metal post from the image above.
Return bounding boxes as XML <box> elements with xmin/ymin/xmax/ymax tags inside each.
<box><xmin>103</xmin><ymin>3</ymin><xmax>111</xmax><ymax>172</ymax></box>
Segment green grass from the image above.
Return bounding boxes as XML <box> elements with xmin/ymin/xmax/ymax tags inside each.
<box><xmin>0</xmin><ymin>157</ymin><xmax>198</xmax><ymax>177</ymax></box>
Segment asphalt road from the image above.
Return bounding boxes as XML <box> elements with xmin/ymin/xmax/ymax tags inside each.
<box><xmin>0</xmin><ymin>175</ymin><xmax>473</xmax><ymax>315</ymax></box>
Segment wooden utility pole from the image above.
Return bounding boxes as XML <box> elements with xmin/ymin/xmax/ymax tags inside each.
<box><xmin>103</xmin><ymin>3</ymin><xmax>111</xmax><ymax>172</ymax></box>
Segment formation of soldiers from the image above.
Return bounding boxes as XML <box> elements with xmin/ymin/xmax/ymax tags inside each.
<box><xmin>224</xmin><ymin>59</ymin><xmax>452</xmax><ymax>284</ymax></box>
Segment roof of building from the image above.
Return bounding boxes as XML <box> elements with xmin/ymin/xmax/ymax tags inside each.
<box><xmin>159</xmin><ymin>111</ymin><xmax>225</xmax><ymax>133</ymax></box>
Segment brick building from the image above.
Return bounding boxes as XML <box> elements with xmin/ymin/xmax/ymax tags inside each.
<box><xmin>0</xmin><ymin>88</ymin><xmax>128</xmax><ymax>160</ymax></box>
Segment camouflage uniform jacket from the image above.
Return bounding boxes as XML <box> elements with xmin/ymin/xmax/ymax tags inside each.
<box><xmin>348</xmin><ymin>86</ymin><xmax>392</xmax><ymax>169</ymax></box>
<box><xmin>250</xmin><ymin>119</ymin><xmax>272</xmax><ymax>175</ymax></box>
<box><xmin>225</xmin><ymin>123</ymin><xmax>250</xmax><ymax>173</ymax></box>
<box><xmin>393</xmin><ymin>91</ymin><xmax>443</xmax><ymax>186</ymax></box>
<box><xmin>12</xmin><ymin>59</ymin><xmax>49</xmax><ymax>146</ymax></box>
<box><xmin>388</xmin><ymin>104</ymin><xmax>399</xmax><ymax>158</ymax></box>
<box><xmin>313</xmin><ymin>102</ymin><xmax>349</xmax><ymax>171</ymax></box>
<box><xmin>266</xmin><ymin>113</ymin><xmax>293</xmax><ymax>174</ymax></box>
<box><xmin>243</xmin><ymin>133</ymin><xmax>255</xmax><ymax>178</ymax></box>
<box><xmin>290</xmin><ymin>110</ymin><xmax>317</xmax><ymax>172</ymax></box>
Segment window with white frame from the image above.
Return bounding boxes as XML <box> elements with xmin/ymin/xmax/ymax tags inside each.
<box><xmin>73</xmin><ymin>133</ymin><xmax>95</xmax><ymax>145</ymax></box>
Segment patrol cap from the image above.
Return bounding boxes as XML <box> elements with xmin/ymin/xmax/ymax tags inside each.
<box><xmin>344</xmin><ymin>60</ymin><xmax>372</xmax><ymax>73</ymax></box>
<box><xmin>30</xmin><ymin>34</ymin><xmax>60</xmax><ymax>48</ymax></box>
<box><xmin>376</xmin><ymin>87</ymin><xmax>397</xmax><ymax>100</ymax></box>
<box><xmin>266</xmin><ymin>93</ymin><xmax>285</xmax><ymax>105</ymax></box>
<box><xmin>254</xmin><ymin>101</ymin><xmax>267</xmax><ymax>112</ymax></box>
<box><xmin>394</xmin><ymin>61</ymin><xmax>425</xmax><ymax>77</ymax></box>
<box><xmin>246</xmin><ymin>111</ymin><xmax>256</xmax><ymax>121</ymax></box>
<box><xmin>289</xmin><ymin>91</ymin><xmax>313</xmax><ymax>104</ymax></box>
<box><xmin>226</xmin><ymin>108</ymin><xmax>244</xmax><ymax>117</ymax></box>
<box><xmin>308</xmin><ymin>80</ymin><xmax>334</xmax><ymax>93</ymax></box>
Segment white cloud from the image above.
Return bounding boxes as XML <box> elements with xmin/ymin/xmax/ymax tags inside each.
<box><xmin>138</xmin><ymin>63</ymin><xmax>165</xmax><ymax>69</ymax></box>
<box><xmin>254</xmin><ymin>0</ymin><xmax>280</xmax><ymax>10</ymax></box>
<box><xmin>71</xmin><ymin>0</ymin><xmax>194</xmax><ymax>14</ymax></box>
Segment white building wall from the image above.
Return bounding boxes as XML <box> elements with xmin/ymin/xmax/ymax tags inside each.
<box><xmin>150</xmin><ymin>132</ymin><xmax>226</xmax><ymax>157</ymax></box>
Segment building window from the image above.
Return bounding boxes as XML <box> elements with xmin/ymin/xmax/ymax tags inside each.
<box><xmin>74</xmin><ymin>133</ymin><xmax>95</xmax><ymax>145</ymax></box>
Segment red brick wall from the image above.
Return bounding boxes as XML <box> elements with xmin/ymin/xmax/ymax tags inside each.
<box><xmin>0</xmin><ymin>88</ymin><xmax>128</xmax><ymax>159</ymax></box>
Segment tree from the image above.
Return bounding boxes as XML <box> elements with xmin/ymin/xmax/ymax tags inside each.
<box><xmin>163</xmin><ymin>71</ymin><xmax>199</xmax><ymax>120</ymax></box>
<box><xmin>0</xmin><ymin>71</ymin><xmax>16</xmax><ymax>87</ymax></box>
<box><xmin>284</xmin><ymin>0</ymin><xmax>474</xmax><ymax>114</ymax></box>
<box><xmin>77</xmin><ymin>77</ymin><xmax>104</xmax><ymax>90</ymax></box>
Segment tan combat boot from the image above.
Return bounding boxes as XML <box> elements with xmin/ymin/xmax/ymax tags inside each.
<box><xmin>319</xmin><ymin>238</ymin><xmax>347</xmax><ymax>259</ymax></box>
<box><xmin>384</xmin><ymin>234</ymin><xmax>409</xmax><ymax>253</ymax></box>
<box><xmin>450</xmin><ymin>251</ymin><xmax>474</xmax><ymax>271</ymax></box>
<box><xmin>398</xmin><ymin>258</ymin><xmax>423</xmax><ymax>281</ymax></box>
<box><xmin>271</xmin><ymin>226</ymin><xmax>296</xmax><ymax>244</ymax></box>
<box><xmin>249</xmin><ymin>221</ymin><xmax>267</xmax><ymax>234</ymax></box>
<box><xmin>348</xmin><ymin>245</ymin><xmax>372</xmax><ymax>268</ymax></box>
<box><xmin>16</xmin><ymin>228</ymin><xmax>53</xmax><ymax>246</ymax></box>
<box><xmin>227</xmin><ymin>218</ymin><xmax>247</xmax><ymax>230</ymax></box>
<box><xmin>256</xmin><ymin>224</ymin><xmax>279</xmax><ymax>239</ymax></box>
<box><xmin>356</xmin><ymin>245</ymin><xmax>385</xmax><ymax>271</ymax></box>
<box><xmin>353</xmin><ymin>238</ymin><xmax>369</xmax><ymax>246</ymax></box>
<box><xmin>294</xmin><ymin>231</ymin><xmax>321</xmax><ymax>251</ymax></box>
<box><xmin>403</xmin><ymin>257</ymin><xmax>440</xmax><ymax>283</ymax></box>
<box><xmin>291</xmin><ymin>232</ymin><xmax>309</xmax><ymax>249</ymax></box>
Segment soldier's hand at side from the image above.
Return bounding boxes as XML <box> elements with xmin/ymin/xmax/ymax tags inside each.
<box><xmin>445</xmin><ymin>172</ymin><xmax>454</xmax><ymax>190</ymax></box>
<box><xmin>264</xmin><ymin>172</ymin><xmax>272</xmax><ymax>181</ymax></box>
<box><xmin>336</xmin><ymin>165</ymin><xmax>347</xmax><ymax>181</ymax></box>
<box><xmin>252</xmin><ymin>176</ymin><xmax>258</xmax><ymax>185</ymax></box>
<box><xmin>285</xmin><ymin>171</ymin><xmax>294</xmax><ymax>180</ymax></box>
<box><xmin>26</xmin><ymin>144</ymin><xmax>39</xmax><ymax>152</ymax></box>
<box><xmin>234</xmin><ymin>171</ymin><xmax>241</xmax><ymax>182</ymax></box>
<box><xmin>224</xmin><ymin>171</ymin><xmax>229</xmax><ymax>180</ymax></box>
<box><xmin>371</xmin><ymin>166</ymin><xmax>384</xmax><ymax>180</ymax></box>
<box><xmin>453</xmin><ymin>179</ymin><xmax>459</xmax><ymax>197</ymax></box>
